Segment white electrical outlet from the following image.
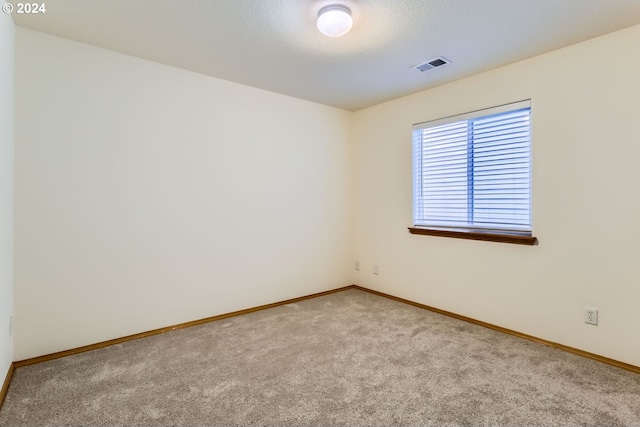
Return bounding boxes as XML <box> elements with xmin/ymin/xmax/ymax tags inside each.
<box><xmin>584</xmin><ymin>307</ymin><xmax>598</xmax><ymax>326</ymax></box>
<box><xmin>355</xmin><ymin>261</ymin><xmax>360</xmax><ymax>271</ymax></box>
<box><xmin>373</xmin><ymin>265</ymin><xmax>379</xmax><ymax>275</ymax></box>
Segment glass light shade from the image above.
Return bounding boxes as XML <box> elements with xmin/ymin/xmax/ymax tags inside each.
<box><xmin>317</xmin><ymin>5</ymin><xmax>353</xmax><ymax>37</ymax></box>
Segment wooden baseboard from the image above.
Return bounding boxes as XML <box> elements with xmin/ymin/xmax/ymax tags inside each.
<box><xmin>0</xmin><ymin>362</ymin><xmax>15</xmax><ymax>411</ymax></box>
<box><xmin>15</xmin><ymin>285</ymin><xmax>356</xmax><ymax>368</ymax></box>
<box><xmin>353</xmin><ymin>285</ymin><xmax>640</xmax><ymax>375</ymax></box>
<box><xmin>12</xmin><ymin>283</ymin><xmax>639</xmax><ymax>376</ymax></box>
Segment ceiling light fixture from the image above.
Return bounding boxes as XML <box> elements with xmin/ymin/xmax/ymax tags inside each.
<box><xmin>317</xmin><ymin>4</ymin><xmax>353</xmax><ymax>37</ymax></box>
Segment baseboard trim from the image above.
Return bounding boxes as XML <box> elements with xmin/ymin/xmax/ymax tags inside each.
<box><xmin>353</xmin><ymin>285</ymin><xmax>640</xmax><ymax>375</ymax></box>
<box><xmin>0</xmin><ymin>362</ymin><xmax>15</xmax><ymax>411</ymax></box>
<box><xmin>12</xmin><ymin>283</ymin><xmax>639</xmax><ymax>376</ymax></box>
<box><xmin>14</xmin><ymin>285</ymin><xmax>356</xmax><ymax>368</ymax></box>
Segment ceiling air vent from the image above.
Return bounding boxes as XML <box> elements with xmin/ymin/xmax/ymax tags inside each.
<box><xmin>412</xmin><ymin>56</ymin><xmax>451</xmax><ymax>72</ymax></box>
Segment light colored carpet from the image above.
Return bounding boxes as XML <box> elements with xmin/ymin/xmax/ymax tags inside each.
<box><xmin>1</xmin><ymin>288</ymin><xmax>639</xmax><ymax>426</ymax></box>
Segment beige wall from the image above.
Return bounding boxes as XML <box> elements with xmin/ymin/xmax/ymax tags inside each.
<box><xmin>14</xmin><ymin>29</ymin><xmax>354</xmax><ymax>360</ymax></box>
<box><xmin>0</xmin><ymin>13</ymin><xmax>15</xmax><ymax>380</ymax></box>
<box><xmin>352</xmin><ymin>24</ymin><xmax>640</xmax><ymax>366</ymax></box>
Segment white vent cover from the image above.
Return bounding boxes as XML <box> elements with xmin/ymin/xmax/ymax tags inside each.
<box><xmin>412</xmin><ymin>56</ymin><xmax>451</xmax><ymax>72</ymax></box>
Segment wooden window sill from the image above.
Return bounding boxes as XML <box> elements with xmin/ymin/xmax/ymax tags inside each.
<box><xmin>408</xmin><ymin>227</ymin><xmax>538</xmax><ymax>246</ymax></box>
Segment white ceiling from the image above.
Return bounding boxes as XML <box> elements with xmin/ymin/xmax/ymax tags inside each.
<box><xmin>12</xmin><ymin>0</ymin><xmax>640</xmax><ymax>111</ymax></box>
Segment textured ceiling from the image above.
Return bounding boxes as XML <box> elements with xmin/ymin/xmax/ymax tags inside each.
<box><xmin>12</xmin><ymin>0</ymin><xmax>640</xmax><ymax>111</ymax></box>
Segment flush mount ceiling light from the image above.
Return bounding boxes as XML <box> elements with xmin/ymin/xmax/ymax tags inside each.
<box><xmin>317</xmin><ymin>4</ymin><xmax>353</xmax><ymax>37</ymax></box>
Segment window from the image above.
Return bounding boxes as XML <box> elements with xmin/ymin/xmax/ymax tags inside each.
<box><xmin>410</xmin><ymin>100</ymin><xmax>537</xmax><ymax>245</ymax></box>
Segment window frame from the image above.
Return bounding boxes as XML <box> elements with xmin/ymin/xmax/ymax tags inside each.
<box><xmin>410</xmin><ymin>100</ymin><xmax>537</xmax><ymax>245</ymax></box>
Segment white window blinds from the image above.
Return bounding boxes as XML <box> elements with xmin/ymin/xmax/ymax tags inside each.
<box><xmin>412</xmin><ymin>100</ymin><xmax>531</xmax><ymax>234</ymax></box>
